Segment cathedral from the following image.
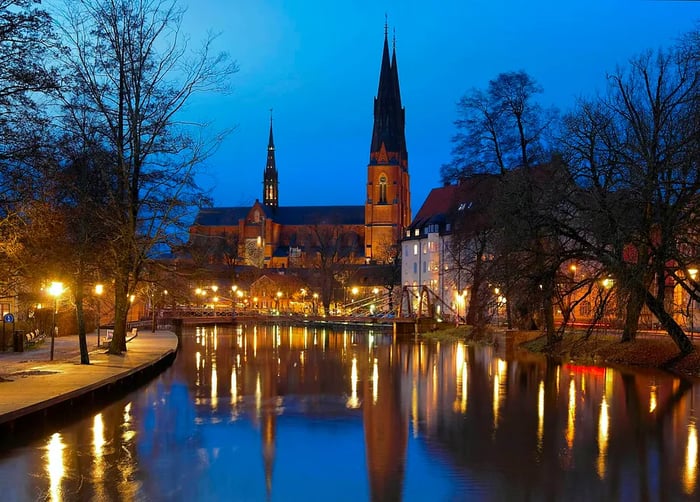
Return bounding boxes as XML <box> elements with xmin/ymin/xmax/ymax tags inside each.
<box><xmin>189</xmin><ymin>27</ymin><xmax>411</xmax><ymax>267</ymax></box>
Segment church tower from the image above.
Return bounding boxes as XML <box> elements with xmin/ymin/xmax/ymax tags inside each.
<box><xmin>365</xmin><ymin>25</ymin><xmax>411</xmax><ymax>263</ymax></box>
<box><xmin>263</xmin><ymin>113</ymin><xmax>279</xmax><ymax>208</ymax></box>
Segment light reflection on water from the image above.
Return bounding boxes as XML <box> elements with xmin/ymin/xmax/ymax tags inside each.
<box><xmin>0</xmin><ymin>323</ymin><xmax>699</xmax><ymax>501</ymax></box>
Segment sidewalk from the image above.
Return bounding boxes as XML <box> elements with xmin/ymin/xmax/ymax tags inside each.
<box><xmin>0</xmin><ymin>329</ymin><xmax>179</xmax><ymax>428</ymax></box>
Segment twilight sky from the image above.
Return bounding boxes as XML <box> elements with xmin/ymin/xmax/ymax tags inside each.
<box><xmin>180</xmin><ymin>0</ymin><xmax>699</xmax><ymax>214</ymax></box>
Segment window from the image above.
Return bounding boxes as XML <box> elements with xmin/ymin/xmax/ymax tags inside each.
<box><xmin>423</xmin><ymin>262</ymin><xmax>427</xmax><ymax>273</ymax></box>
<box><xmin>379</xmin><ymin>175</ymin><xmax>387</xmax><ymax>204</ymax></box>
<box><xmin>413</xmin><ymin>244</ymin><xmax>418</xmax><ymax>255</ymax></box>
<box><xmin>580</xmin><ymin>301</ymin><xmax>591</xmax><ymax>316</ymax></box>
<box><xmin>413</xmin><ymin>263</ymin><xmax>418</xmax><ymax>274</ymax></box>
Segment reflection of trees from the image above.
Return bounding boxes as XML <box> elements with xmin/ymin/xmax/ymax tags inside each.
<box><xmin>620</xmin><ymin>370</ymin><xmax>693</xmax><ymax>502</ymax></box>
<box><xmin>399</xmin><ymin>338</ymin><xmax>699</xmax><ymax>500</ymax></box>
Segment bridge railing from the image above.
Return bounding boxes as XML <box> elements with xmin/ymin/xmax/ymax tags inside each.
<box><xmin>160</xmin><ymin>307</ymin><xmax>236</xmax><ymax>318</ymax></box>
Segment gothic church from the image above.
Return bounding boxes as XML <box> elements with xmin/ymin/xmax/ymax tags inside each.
<box><xmin>189</xmin><ymin>27</ymin><xmax>411</xmax><ymax>267</ymax></box>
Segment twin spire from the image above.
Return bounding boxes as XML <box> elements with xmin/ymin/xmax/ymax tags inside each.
<box><xmin>263</xmin><ymin>22</ymin><xmax>407</xmax><ymax>210</ymax></box>
<box><xmin>370</xmin><ymin>20</ymin><xmax>406</xmax><ymax>166</ymax></box>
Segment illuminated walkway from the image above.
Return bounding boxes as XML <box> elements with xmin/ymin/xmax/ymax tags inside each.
<box><xmin>0</xmin><ymin>331</ymin><xmax>178</xmax><ymax>428</ymax></box>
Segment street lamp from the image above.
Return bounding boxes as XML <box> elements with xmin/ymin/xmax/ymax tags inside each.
<box><xmin>276</xmin><ymin>291</ymin><xmax>282</xmax><ymax>313</ymax></box>
<box><xmin>313</xmin><ymin>292</ymin><xmax>319</xmax><ymax>315</ymax></box>
<box><xmin>95</xmin><ymin>284</ymin><xmax>103</xmax><ymax>347</ymax></box>
<box><xmin>455</xmin><ymin>290</ymin><xmax>463</xmax><ymax>326</ymax></box>
<box><xmin>689</xmin><ymin>268</ymin><xmax>698</xmax><ymax>335</ymax></box>
<box><xmin>48</xmin><ymin>282</ymin><xmax>64</xmax><ymax>361</ymax></box>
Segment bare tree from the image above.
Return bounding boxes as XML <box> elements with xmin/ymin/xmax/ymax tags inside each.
<box><xmin>0</xmin><ymin>0</ymin><xmax>58</xmax><ymax>296</ymax></box>
<box><xmin>442</xmin><ymin>70</ymin><xmax>557</xmax><ymax>183</ymax></box>
<box><xmin>299</xmin><ymin>222</ymin><xmax>362</xmax><ymax>314</ymax></box>
<box><xmin>560</xmin><ymin>41</ymin><xmax>700</xmax><ymax>355</ymax></box>
<box><xmin>56</xmin><ymin>0</ymin><xmax>238</xmax><ymax>353</ymax></box>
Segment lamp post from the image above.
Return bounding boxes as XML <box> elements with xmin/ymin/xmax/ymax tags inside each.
<box><xmin>48</xmin><ymin>282</ymin><xmax>64</xmax><ymax>361</ymax></box>
<box><xmin>689</xmin><ymin>268</ymin><xmax>698</xmax><ymax>337</ymax></box>
<box><xmin>95</xmin><ymin>284</ymin><xmax>103</xmax><ymax>347</ymax></box>
<box><xmin>313</xmin><ymin>292</ymin><xmax>319</xmax><ymax>315</ymax></box>
<box><xmin>276</xmin><ymin>291</ymin><xmax>282</xmax><ymax>313</ymax></box>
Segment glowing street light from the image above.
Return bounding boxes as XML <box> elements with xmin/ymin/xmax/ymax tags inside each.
<box><xmin>455</xmin><ymin>289</ymin><xmax>467</xmax><ymax>326</ymax></box>
<box><xmin>48</xmin><ymin>282</ymin><xmax>64</xmax><ymax>361</ymax></box>
<box><xmin>95</xmin><ymin>284</ymin><xmax>103</xmax><ymax>347</ymax></box>
<box><xmin>689</xmin><ymin>268</ymin><xmax>698</xmax><ymax>335</ymax></box>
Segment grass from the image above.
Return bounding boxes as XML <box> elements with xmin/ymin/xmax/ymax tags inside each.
<box><xmin>521</xmin><ymin>332</ymin><xmax>700</xmax><ymax>378</ymax></box>
<box><xmin>419</xmin><ymin>324</ymin><xmax>700</xmax><ymax>379</ymax></box>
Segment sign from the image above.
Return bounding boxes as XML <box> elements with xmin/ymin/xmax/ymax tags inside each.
<box><xmin>3</xmin><ymin>313</ymin><xmax>14</xmax><ymax>323</ymax></box>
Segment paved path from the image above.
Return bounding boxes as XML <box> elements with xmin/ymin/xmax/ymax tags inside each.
<box><xmin>0</xmin><ymin>330</ymin><xmax>178</xmax><ymax>427</ymax></box>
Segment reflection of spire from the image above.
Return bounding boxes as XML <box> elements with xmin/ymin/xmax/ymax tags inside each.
<box><xmin>363</xmin><ymin>344</ymin><xmax>407</xmax><ymax>501</ymax></box>
<box><xmin>263</xmin><ymin>413</ymin><xmax>275</xmax><ymax>500</ymax></box>
<box><xmin>259</xmin><ymin>340</ymin><xmax>278</xmax><ymax>501</ymax></box>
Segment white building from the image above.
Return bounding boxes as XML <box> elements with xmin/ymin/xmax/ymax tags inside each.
<box><xmin>401</xmin><ymin>176</ymin><xmax>496</xmax><ymax>320</ymax></box>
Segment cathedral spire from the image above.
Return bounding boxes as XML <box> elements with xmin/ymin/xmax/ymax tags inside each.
<box><xmin>370</xmin><ymin>23</ymin><xmax>406</xmax><ymax>163</ymax></box>
<box><xmin>263</xmin><ymin>110</ymin><xmax>279</xmax><ymax>208</ymax></box>
<box><xmin>365</xmin><ymin>23</ymin><xmax>411</xmax><ymax>264</ymax></box>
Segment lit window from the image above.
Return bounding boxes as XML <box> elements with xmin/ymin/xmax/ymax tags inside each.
<box><xmin>413</xmin><ymin>244</ymin><xmax>418</xmax><ymax>255</ymax></box>
<box><xmin>379</xmin><ymin>175</ymin><xmax>387</xmax><ymax>204</ymax></box>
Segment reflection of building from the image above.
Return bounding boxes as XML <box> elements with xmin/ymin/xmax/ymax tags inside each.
<box><xmin>189</xmin><ymin>26</ymin><xmax>411</xmax><ymax>267</ymax></box>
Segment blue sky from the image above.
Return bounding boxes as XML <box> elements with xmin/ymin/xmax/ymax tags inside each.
<box><xmin>181</xmin><ymin>0</ymin><xmax>699</xmax><ymax>214</ymax></box>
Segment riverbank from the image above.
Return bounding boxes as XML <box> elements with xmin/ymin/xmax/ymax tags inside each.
<box><xmin>424</xmin><ymin>325</ymin><xmax>700</xmax><ymax>379</ymax></box>
<box><xmin>0</xmin><ymin>330</ymin><xmax>178</xmax><ymax>442</ymax></box>
<box><xmin>522</xmin><ymin>333</ymin><xmax>700</xmax><ymax>378</ymax></box>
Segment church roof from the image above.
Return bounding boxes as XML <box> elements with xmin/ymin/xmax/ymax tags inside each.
<box><xmin>193</xmin><ymin>205</ymin><xmax>365</xmax><ymax>227</ymax></box>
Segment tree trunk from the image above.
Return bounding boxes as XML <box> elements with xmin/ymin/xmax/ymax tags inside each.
<box><xmin>543</xmin><ymin>288</ymin><xmax>560</xmax><ymax>345</ymax></box>
<box><xmin>621</xmin><ymin>287</ymin><xmax>645</xmax><ymax>342</ymax></box>
<box><xmin>109</xmin><ymin>272</ymin><xmax>129</xmax><ymax>354</ymax></box>
<box><xmin>643</xmin><ymin>288</ymin><xmax>694</xmax><ymax>355</ymax></box>
<box><xmin>466</xmin><ymin>254</ymin><xmax>484</xmax><ymax>326</ymax></box>
<box><xmin>75</xmin><ymin>289</ymin><xmax>90</xmax><ymax>365</ymax></box>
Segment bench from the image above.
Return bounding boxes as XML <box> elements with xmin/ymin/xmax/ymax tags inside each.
<box><xmin>104</xmin><ymin>327</ymin><xmax>138</xmax><ymax>343</ymax></box>
<box><xmin>24</xmin><ymin>329</ymin><xmax>46</xmax><ymax>347</ymax></box>
<box><xmin>127</xmin><ymin>327</ymin><xmax>138</xmax><ymax>341</ymax></box>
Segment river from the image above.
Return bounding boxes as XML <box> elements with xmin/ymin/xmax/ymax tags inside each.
<box><xmin>0</xmin><ymin>323</ymin><xmax>698</xmax><ymax>501</ymax></box>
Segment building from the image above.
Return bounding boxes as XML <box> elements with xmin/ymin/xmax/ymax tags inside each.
<box><xmin>189</xmin><ymin>26</ymin><xmax>411</xmax><ymax>268</ymax></box>
<box><xmin>365</xmin><ymin>25</ymin><xmax>411</xmax><ymax>263</ymax></box>
<box><xmin>401</xmin><ymin>175</ymin><xmax>497</xmax><ymax>319</ymax></box>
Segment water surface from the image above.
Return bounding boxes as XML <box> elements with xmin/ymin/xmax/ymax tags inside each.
<box><xmin>0</xmin><ymin>323</ymin><xmax>698</xmax><ymax>501</ymax></box>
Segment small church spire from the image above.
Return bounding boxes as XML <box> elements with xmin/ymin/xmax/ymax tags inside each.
<box><xmin>263</xmin><ymin>109</ymin><xmax>279</xmax><ymax>208</ymax></box>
